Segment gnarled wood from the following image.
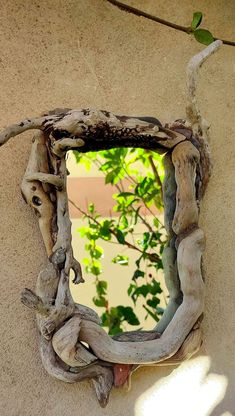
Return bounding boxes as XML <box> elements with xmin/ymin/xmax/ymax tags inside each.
<box><xmin>21</xmin><ymin>132</ymin><xmax>55</xmax><ymax>256</ymax></box>
<box><xmin>155</xmin><ymin>244</ymin><xmax>182</xmax><ymax>333</ymax></box>
<box><xmin>0</xmin><ymin>41</ymin><xmax>222</xmax><ymax>406</ymax></box>
<box><xmin>172</xmin><ymin>141</ymin><xmax>200</xmax><ymax>236</ymax></box>
<box><xmin>186</xmin><ymin>39</ymin><xmax>222</xmax><ymax>136</ymax></box>
<box><xmin>155</xmin><ymin>152</ymin><xmax>182</xmax><ymax>333</ymax></box>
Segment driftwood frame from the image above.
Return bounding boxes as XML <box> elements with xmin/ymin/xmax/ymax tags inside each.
<box><xmin>0</xmin><ymin>41</ymin><xmax>221</xmax><ymax>407</ymax></box>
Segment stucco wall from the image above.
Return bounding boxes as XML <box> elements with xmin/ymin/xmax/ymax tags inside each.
<box><xmin>0</xmin><ymin>1</ymin><xmax>234</xmax><ymax>415</ymax></box>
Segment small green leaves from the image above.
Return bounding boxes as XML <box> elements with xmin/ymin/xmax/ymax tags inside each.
<box><xmin>147</xmin><ymin>297</ymin><xmax>160</xmax><ymax>308</ymax></box>
<box><xmin>191</xmin><ymin>12</ymin><xmax>203</xmax><ymax>30</ymax></box>
<box><xmin>96</xmin><ymin>280</ymin><xmax>107</xmax><ymax>296</ymax></box>
<box><xmin>112</xmin><ymin>254</ymin><xmax>129</xmax><ymax>266</ymax></box>
<box><xmin>88</xmin><ymin>203</ymin><xmax>95</xmax><ymax>214</ymax></box>
<box><xmin>99</xmin><ymin>220</ymin><xmax>112</xmax><ymax>240</ymax></box>
<box><xmin>115</xmin><ymin>229</ymin><xmax>125</xmax><ymax>244</ymax></box>
<box><xmin>93</xmin><ymin>280</ymin><xmax>107</xmax><ymax>307</ymax></box>
<box><xmin>93</xmin><ymin>296</ymin><xmax>106</xmax><ymax>307</ymax></box>
<box><xmin>117</xmin><ymin>306</ymin><xmax>140</xmax><ymax>326</ymax></box>
<box><xmin>132</xmin><ymin>269</ymin><xmax>145</xmax><ymax>280</ymax></box>
<box><xmin>101</xmin><ymin>305</ymin><xmax>140</xmax><ymax>335</ymax></box>
<box><xmin>193</xmin><ymin>29</ymin><xmax>214</xmax><ymax>45</ymax></box>
<box><xmin>190</xmin><ymin>11</ymin><xmax>214</xmax><ymax>46</ymax></box>
<box><xmin>74</xmin><ymin>146</ymin><xmax>166</xmax><ymax>333</ymax></box>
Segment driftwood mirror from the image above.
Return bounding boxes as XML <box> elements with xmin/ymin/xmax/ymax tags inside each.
<box><xmin>0</xmin><ymin>41</ymin><xmax>222</xmax><ymax>407</ymax></box>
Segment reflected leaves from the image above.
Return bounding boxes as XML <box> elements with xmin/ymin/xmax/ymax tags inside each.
<box><xmin>74</xmin><ymin>147</ymin><xmax>166</xmax><ymax>334</ymax></box>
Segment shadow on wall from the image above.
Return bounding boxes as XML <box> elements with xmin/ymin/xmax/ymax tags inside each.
<box><xmin>133</xmin><ymin>356</ymin><xmax>229</xmax><ymax>416</ymax></box>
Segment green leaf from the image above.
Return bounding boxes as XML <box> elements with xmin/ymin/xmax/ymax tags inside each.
<box><xmin>120</xmin><ymin>214</ymin><xmax>128</xmax><ymax>229</ymax></box>
<box><xmin>132</xmin><ymin>269</ymin><xmax>145</xmax><ymax>280</ymax></box>
<box><xmin>109</xmin><ymin>326</ymin><xmax>123</xmax><ymax>335</ymax></box>
<box><xmin>88</xmin><ymin>203</ymin><xmax>95</xmax><ymax>214</ymax></box>
<box><xmin>99</xmin><ymin>220</ymin><xmax>112</xmax><ymax>240</ymax></box>
<box><xmin>92</xmin><ymin>246</ymin><xmax>103</xmax><ymax>259</ymax></box>
<box><xmin>135</xmin><ymin>255</ymin><xmax>143</xmax><ymax>269</ymax></box>
<box><xmin>191</xmin><ymin>12</ymin><xmax>203</xmax><ymax>30</ymax></box>
<box><xmin>101</xmin><ymin>311</ymin><xmax>109</xmax><ymax>326</ymax></box>
<box><xmin>193</xmin><ymin>29</ymin><xmax>214</xmax><ymax>45</ymax></box>
<box><xmin>105</xmin><ymin>171</ymin><xmax>116</xmax><ymax>184</ymax></box>
<box><xmin>147</xmin><ymin>297</ymin><xmax>160</xmax><ymax>308</ymax></box>
<box><xmin>133</xmin><ymin>284</ymin><xmax>149</xmax><ymax>298</ymax></box>
<box><xmin>127</xmin><ymin>283</ymin><xmax>136</xmax><ymax>296</ymax></box>
<box><xmin>115</xmin><ymin>229</ymin><xmax>125</xmax><ymax>244</ymax></box>
<box><xmin>112</xmin><ymin>254</ymin><xmax>129</xmax><ymax>266</ymax></box>
<box><xmin>96</xmin><ymin>280</ymin><xmax>107</xmax><ymax>296</ymax></box>
<box><xmin>90</xmin><ymin>264</ymin><xmax>101</xmax><ymax>276</ymax></box>
<box><xmin>117</xmin><ymin>192</ymin><xmax>135</xmax><ymax>198</ymax></box>
<box><xmin>93</xmin><ymin>296</ymin><xmax>106</xmax><ymax>307</ymax></box>
<box><xmin>149</xmin><ymin>279</ymin><xmax>162</xmax><ymax>295</ymax></box>
<box><xmin>117</xmin><ymin>306</ymin><xmax>140</xmax><ymax>326</ymax></box>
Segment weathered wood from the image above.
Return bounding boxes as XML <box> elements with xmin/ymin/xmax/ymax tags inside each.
<box><xmin>76</xmin><ymin>226</ymin><xmax>204</xmax><ymax>365</ymax></box>
<box><xmin>155</xmin><ymin>244</ymin><xmax>182</xmax><ymax>333</ymax></box>
<box><xmin>52</xmin><ymin>315</ymin><xmax>97</xmax><ymax>367</ymax></box>
<box><xmin>1</xmin><ymin>41</ymin><xmax>222</xmax><ymax>406</ymax></box>
<box><xmin>25</xmin><ymin>172</ymin><xmax>64</xmax><ymax>190</ymax></box>
<box><xmin>39</xmin><ymin>335</ymin><xmax>113</xmax><ymax>408</ymax></box>
<box><xmin>49</xmin><ymin>156</ymin><xmax>84</xmax><ymax>285</ymax></box>
<box><xmin>186</xmin><ymin>39</ymin><xmax>222</xmax><ymax>136</ymax></box>
<box><xmin>22</xmin><ymin>261</ymin><xmax>114</xmax><ymax>406</ymax></box>
<box><xmin>21</xmin><ymin>132</ymin><xmax>55</xmax><ymax>256</ymax></box>
<box><xmin>172</xmin><ymin>141</ymin><xmax>200</xmax><ymax>235</ymax></box>
<box><xmin>155</xmin><ymin>152</ymin><xmax>182</xmax><ymax>333</ymax></box>
<box><xmin>145</xmin><ymin>325</ymin><xmax>202</xmax><ymax>366</ymax></box>
<box><xmin>0</xmin><ymin>108</ymin><xmax>188</xmax><ymax>153</ymax></box>
<box><xmin>162</xmin><ymin>152</ymin><xmax>177</xmax><ymax>237</ymax></box>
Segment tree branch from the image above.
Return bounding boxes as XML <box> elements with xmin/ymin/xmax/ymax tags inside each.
<box><xmin>107</xmin><ymin>0</ymin><xmax>191</xmax><ymax>34</ymax></box>
<box><xmin>106</xmin><ymin>0</ymin><xmax>235</xmax><ymax>46</ymax></box>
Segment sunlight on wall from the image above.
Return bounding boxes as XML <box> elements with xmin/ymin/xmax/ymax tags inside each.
<box><xmin>135</xmin><ymin>356</ymin><xmax>228</xmax><ymax>416</ymax></box>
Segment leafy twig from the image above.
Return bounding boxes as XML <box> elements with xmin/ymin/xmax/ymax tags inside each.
<box><xmin>68</xmin><ymin>198</ymin><xmax>160</xmax><ymax>260</ymax></box>
<box><xmin>106</xmin><ymin>0</ymin><xmax>235</xmax><ymax>46</ymax></box>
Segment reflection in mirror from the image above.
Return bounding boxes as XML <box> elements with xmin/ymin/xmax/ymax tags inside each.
<box><xmin>67</xmin><ymin>149</ymin><xmax>169</xmax><ymax>335</ymax></box>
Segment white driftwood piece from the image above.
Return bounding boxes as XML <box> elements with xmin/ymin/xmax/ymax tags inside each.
<box><xmin>0</xmin><ymin>41</ymin><xmax>222</xmax><ymax>406</ymax></box>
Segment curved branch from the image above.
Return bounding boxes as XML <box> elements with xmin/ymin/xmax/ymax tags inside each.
<box><xmin>186</xmin><ymin>39</ymin><xmax>222</xmax><ymax>135</ymax></box>
<box><xmin>52</xmin><ymin>228</ymin><xmax>204</xmax><ymax>365</ymax></box>
<box><xmin>0</xmin><ymin>115</ymin><xmax>59</xmax><ymax>147</ymax></box>
<box><xmin>25</xmin><ymin>172</ymin><xmax>64</xmax><ymax>190</ymax></box>
<box><xmin>0</xmin><ymin>109</ymin><xmax>187</xmax><ymax>155</ymax></box>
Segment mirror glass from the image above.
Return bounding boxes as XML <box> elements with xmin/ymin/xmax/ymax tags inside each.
<box><xmin>67</xmin><ymin>149</ymin><xmax>168</xmax><ymax>334</ymax></box>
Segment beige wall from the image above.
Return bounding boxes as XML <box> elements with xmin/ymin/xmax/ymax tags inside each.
<box><xmin>0</xmin><ymin>1</ymin><xmax>234</xmax><ymax>415</ymax></box>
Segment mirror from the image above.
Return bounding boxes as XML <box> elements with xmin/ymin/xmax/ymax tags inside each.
<box><xmin>67</xmin><ymin>149</ymin><xmax>168</xmax><ymax>335</ymax></box>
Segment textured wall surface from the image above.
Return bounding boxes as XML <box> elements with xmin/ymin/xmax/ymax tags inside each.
<box><xmin>0</xmin><ymin>1</ymin><xmax>234</xmax><ymax>415</ymax></box>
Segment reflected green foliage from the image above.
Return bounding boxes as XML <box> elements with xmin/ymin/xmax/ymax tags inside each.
<box><xmin>73</xmin><ymin>148</ymin><xmax>166</xmax><ymax>334</ymax></box>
